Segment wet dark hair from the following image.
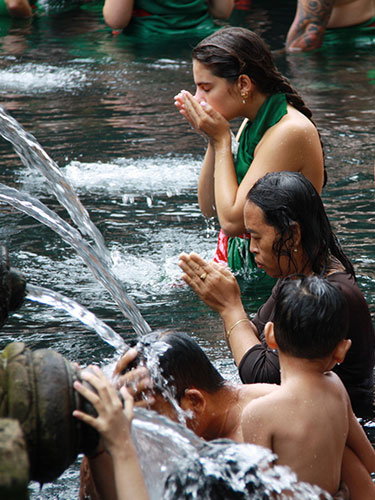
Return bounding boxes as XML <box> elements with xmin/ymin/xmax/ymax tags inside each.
<box><xmin>273</xmin><ymin>276</ymin><xmax>349</xmax><ymax>359</ymax></box>
<box><xmin>247</xmin><ymin>172</ymin><xmax>355</xmax><ymax>278</ymax></box>
<box><xmin>136</xmin><ymin>331</ymin><xmax>225</xmax><ymax>402</ymax></box>
<box><xmin>192</xmin><ymin>27</ymin><xmax>326</xmax><ymax>186</ymax></box>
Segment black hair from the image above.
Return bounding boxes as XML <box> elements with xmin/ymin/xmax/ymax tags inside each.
<box><xmin>247</xmin><ymin>172</ymin><xmax>355</xmax><ymax>278</ymax></box>
<box><xmin>192</xmin><ymin>27</ymin><xmax>326</xmax><ymax>186</ymax></box>
<box><xmin>136</xmin><ymin>331</ymin><xmax>225</xmax><ymax>402</ymax></box>
<box><xmin>273</xmin><ymin>276</ymin><xmax>349</xmax><ymax>359</ymax></box>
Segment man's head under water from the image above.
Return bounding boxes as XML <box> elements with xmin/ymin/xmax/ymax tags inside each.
<box><xmin>120</xmin><ymin>329</ymin><xmax>227</xmax><ymax>431</ymax></box>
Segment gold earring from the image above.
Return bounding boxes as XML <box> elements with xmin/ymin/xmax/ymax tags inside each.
<box><xmin>241</xmin><ymin>92</ymin><xmax>248</xmax><ymax>104</ymax></box>
<box><xmin>293</xmin><ymin>248</ymin><xmax>298</xmax><ymax>253</ymax></box>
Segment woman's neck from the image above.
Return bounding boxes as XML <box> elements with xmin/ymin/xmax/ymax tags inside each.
<box><xmin>245</xmin><ymin>90</ymin><xmax>268</xmax><ymax>122</ymax></box>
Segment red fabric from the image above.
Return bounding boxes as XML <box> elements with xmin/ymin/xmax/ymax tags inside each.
<box><xmin>212</xmin><ymin>229</ymin><xmax>251</xmax><ymax>266</ymax></box>
<box><xmin>132</xmin><ymin>8</ymin><xmax>151</xmax><ymax>17</ymax></box>
<box><xmin>234</xmin><ymin>0</ymin><xmax>252</xmax><ymax>10</ymax></box>
<box><xmin>212</xmin><ymin>229</ymin><xmax>229</xmax><ymax>265</ymax></box>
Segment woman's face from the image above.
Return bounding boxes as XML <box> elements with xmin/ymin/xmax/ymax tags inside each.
<box><xmin>192</xmin><ymin>59</ymin><xmax>241</xmax><ymax>120</ymax></box>
<box><xmin>244</xmin><ymin>201</ymin><xmax>292</xmax><ymax>278</ymax></box>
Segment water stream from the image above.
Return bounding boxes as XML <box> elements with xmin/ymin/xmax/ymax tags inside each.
<box><xmin>26</xmin><ymin>283</ymin><xmax>126</xmax><ymax>351</ymax></box>
<box><xmin>0</xmin><ymin>0</ymin><xmax>374</xmax><ymax>498</ymax></box>
<box><xmin>0</xmin><ymin>183</ymin><xmax>151</xmax><ymax>336</ymax></box>
<box><xmin>0</xmin><ymin>105</ymin><xmax>109</xmax><ymax>260</ymax></box>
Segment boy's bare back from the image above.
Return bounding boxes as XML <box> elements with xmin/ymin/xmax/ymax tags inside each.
<box><xmin>241</xmin><ymin>369</ymin><xmax>349</xmax><ymax>495</ymax></box>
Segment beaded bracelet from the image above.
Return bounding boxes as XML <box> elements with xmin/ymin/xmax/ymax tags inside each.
<box><xmin>225</xmin><ymin>318</ymin><xmax>251</xmax><ymax>343</ymax></box>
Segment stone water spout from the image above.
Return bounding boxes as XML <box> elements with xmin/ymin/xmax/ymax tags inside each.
<box><xmin>0</xmin><ymin>245</ymin><xmax>26</xmax><ymax>329</ymax></box>
<box><xmin>0</xmin><ymin>341</ymin><xmax>99</xmax><ymax>484</ymax></box>
<box><xmin>0</xmin><ymin>245</ymin><xmax>100</xmax><ymax>496</ymax></box>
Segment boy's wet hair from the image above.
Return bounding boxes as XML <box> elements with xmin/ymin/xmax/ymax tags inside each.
<box><xmin>273</xmin><ymin>275</ymin><xmax>349</xmax><ymax>359</ymax></box>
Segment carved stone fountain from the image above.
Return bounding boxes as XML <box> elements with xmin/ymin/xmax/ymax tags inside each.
<box><xmin>0</xmin><ymin>246</ymin><xmax>99</xmax><ymax>499</ymax></box>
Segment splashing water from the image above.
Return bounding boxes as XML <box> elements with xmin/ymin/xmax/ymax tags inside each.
<box><xmin>0</xmin><ymin>102</ymin><xmax>333</xmax><ymax>500</ymax></box>
<box><xmin>0</xmin><ymin>184</ymin><xmax>151</xmax><ymax>337</ymax></box>
<box><xmin>0</xmin><ymin>105</ymin><xmax>109</xmax><ymax>261</ymax></box>
<box><xmin>133</xmin><ymin>332</ymin><xmax>193</xmax><ymax>426</ymax></box>
<box><xmin>26</xmin><ymin>284</ymin><xmax>127</xmax><ymax>351</ymax></box>
<box><xmin>131</xmin><ymin>409</ymin><xmax>331</xmax><ymax>500</ymax></box>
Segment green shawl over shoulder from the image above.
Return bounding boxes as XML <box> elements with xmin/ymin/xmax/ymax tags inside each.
<box><xmin>227</xmin><ymin>93</ymin><xmax>288</xmax><ymax>275</ymax></box>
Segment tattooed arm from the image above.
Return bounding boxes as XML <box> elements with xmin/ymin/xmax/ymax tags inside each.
<box><xmin>286</xmin><ymin>0</ymin><xmax>335</xmax><ymax>51</ymax></box>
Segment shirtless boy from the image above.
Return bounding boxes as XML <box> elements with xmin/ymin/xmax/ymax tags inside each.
<box><xmin>286</xmin><ymin>0</ymin><xmax>375</xmax><ymax>50</ymax></box>
<box><xmin>241</xmin><ymin>275</ymin><xmax>375</xmax><ymax>498</ymax></box>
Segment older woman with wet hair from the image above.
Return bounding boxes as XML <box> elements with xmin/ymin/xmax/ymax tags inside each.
<box><xmin>178</xmin><ymin>172</ymin><xmax>375</xmax><ymax>418</ymax></box>
<box><xmin>175</xmin><ymin>27</ymin><xmax>325</xmax><ymax>276</ymax></box>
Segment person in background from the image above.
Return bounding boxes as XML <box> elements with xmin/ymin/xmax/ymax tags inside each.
<box><xmin>102</xmin><ymin>0</ymin><xmax>234</xmax><ymax>36</ymax></box>
<box><xmin>0</xmin><ymin>0</ymin><xmax>32</xmax><ymax>17</ymax></box>
<box><xmin>0</xmin><ymin>0</ymin><xmax>93</xmax><ymax>18</ymax></box>
<box><xmin>178</xmin><ymin>171</ymin><xmax>375</xmax><ymax>419</ymax></box>
<box><xmin>174</xmin><ymin>27</ymin><xmax>324</xmax><ymax>277</ymax></box>
<box><xmin>286</xmin><ymin>0</ymin><xmax>375</xmax><ymax>51</ymax></box>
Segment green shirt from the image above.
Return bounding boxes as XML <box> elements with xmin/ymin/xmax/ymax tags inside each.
<box><xmin>124</xmin><ymin>0</ymin><xmax>219</xmax><ymax>37</ymax></box>
<box><xmin>227</xmin><ymin>93</ymin><xmax>288</xmax><ymax>279</ymax></box>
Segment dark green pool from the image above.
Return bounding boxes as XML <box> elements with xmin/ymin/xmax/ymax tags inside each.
<box><xmin>0</xmin><ymin>1</ymin><xmax>374</xmax><ymax>497</ymax></box>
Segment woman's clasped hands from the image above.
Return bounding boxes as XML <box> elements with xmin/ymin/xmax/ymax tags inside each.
<box><xmin>174</xmin><ymin>90</ymin><xmax>230</xmax><ymax>144</ymax></box>
<box><xmin>178</xmin><ymin>252</ymin><xmax>243</xmax><ymax>316</ymax></box>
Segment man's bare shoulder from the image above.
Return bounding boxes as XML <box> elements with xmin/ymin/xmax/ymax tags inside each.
<box><xmin>239</xmin><ymin>384</ymin><xmax>280</xmax><ymax>425</ymax></box>
<box><xmin>241</xmin><ymin>382</ymin><xmax>279</xmax><ymax>400</ymax></box>
<box><xmin>241</xmin><ymin>385</ymin><xmax>286</xmax><ymax>424</ymax></box>
<box><xmin>240</xmin><ymin>390</ymin><xmax>282</xmax><ymax>447</ymax></box>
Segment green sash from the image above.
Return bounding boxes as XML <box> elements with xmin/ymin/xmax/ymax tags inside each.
<box><xmin>227</xmin><ymin>93</ymin><xmax>288</xmax><ymax>278</ymax></box>
<box><xmin>124</xmin><ymin>0</ymin><xmax>218</xmax><ymax>38</ymax></box>
<box><xmin>322</xmin><ymin>16</ymin><xmax>375</xmax><ymax>50</ymax></box>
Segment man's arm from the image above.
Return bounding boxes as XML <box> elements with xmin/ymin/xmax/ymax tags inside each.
<box><xmin>286</xmin><ymin>0</ymin><xmax>335</xmax><ymax>51</ymax></box>
<box><xmin>73</xmin><ymin>367</ymin><xmax>149</xmax><ymax>500</ymax></box>
<box><xmin>5</xmin><ymin>0</ymin><xmax>32</xmax><ymax>17</ymax></box>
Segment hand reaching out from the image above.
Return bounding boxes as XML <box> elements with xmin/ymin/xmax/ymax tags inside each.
<box><xmin>73</xmin><ymin>366</ymin><xmax>150</xmax><ymax>500</ymax></box>
<box><xmin>113</xmin><ymin>347</ymin><xmax>155</xmax><ymax>408</ymax></box>
<box><xmin>73</xmin><ymin>366</ymin><xmax>134</xmax><ymax>456</ymax></box>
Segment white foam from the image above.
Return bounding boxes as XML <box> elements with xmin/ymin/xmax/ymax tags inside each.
<box><xmin>0</xmin><ymin>63</ymin><xmax>87</xmax><ymax>93</ymax></box>
<box><xmin>61</xmin><ymin>156</ymin><xmax>201</xmax><ymax>196</ymax></box>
